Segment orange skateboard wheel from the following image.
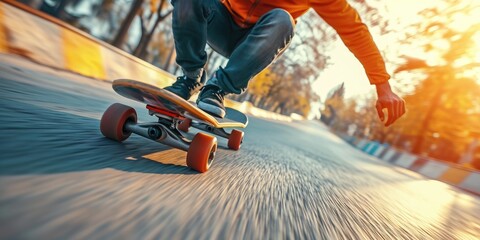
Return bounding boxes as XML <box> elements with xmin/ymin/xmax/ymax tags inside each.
<box><xmin>100</xmin><ymin>103</ymin><xmax>137</xmax><ymax>142</ymax></box>
<box><xmin>187</xmin><ymin>133</ymin><xmax>217</xmax><ymax>173</ymax></box>
<box><xmin>228</xmin><ymin>129</ymin><xmax>244</xmax><ymax>150</ymax></box>
<box><xmin>178</xmin><ymin>118</ymin><xmax>192</xmax><ymax>132</ymax></box>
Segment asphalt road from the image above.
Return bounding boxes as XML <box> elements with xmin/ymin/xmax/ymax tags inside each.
<box><xmin>0</xmin><ymin>55</ymin><xmax>479</xmax><ymax>240</ymax></box>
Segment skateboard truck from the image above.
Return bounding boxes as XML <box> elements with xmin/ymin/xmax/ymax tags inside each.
<box><xmin>101</xmin><ymin>79</ymin><xmax>247</xmax><ymax>173</ymax></box>
<box><xmin>100</xmin><ymin>103</ymin><xmax>240</xmax><ymax>172</ymax></box>
<box><xmin>147</xmin><ymin>104</ymin><xmax>244</xmax><ymax>150</ymax></box>
<box><xmin>124</xmin><ymin>121</ymin><xmax>191</xmax><ymax>152</ymax></box>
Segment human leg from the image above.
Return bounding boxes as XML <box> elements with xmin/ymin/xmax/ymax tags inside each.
<box><xmin>170</xmin><ymin>0</ymin><xmax>212</xmax><ymax>79</ymax></box>
<box><xmin>198</xmin><ymin>9</ymin><xmax>296</xmax><ymax>117</ymax></box>
<box><xmin>166</xmin><ymin>0</ymin><xmax>237</xmax><ymax>100</ymax></box>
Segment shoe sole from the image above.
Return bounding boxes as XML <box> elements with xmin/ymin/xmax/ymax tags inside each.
<box><xmin>197</xmin><ymin>101</ymin><xmax>226</xmax><ymax>118</ymax></box>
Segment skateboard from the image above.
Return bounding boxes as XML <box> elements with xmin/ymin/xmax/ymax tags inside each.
<box><xmin>100</xmin><ymin>79</ymin><xmax>248</xmax><ymax>173</ymax></box>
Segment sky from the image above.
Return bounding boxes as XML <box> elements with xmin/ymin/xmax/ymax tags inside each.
<box><xmin>311</xmin><ymin>0</ymin><xmax>437</xmax><ymax>101</ymax></box>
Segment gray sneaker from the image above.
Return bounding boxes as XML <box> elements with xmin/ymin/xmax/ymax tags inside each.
<box><xmin>164</xmin><ymin>72</ymin><xmax>206</xmax><ymax>100</ymax></box>
<box><xmin>197</xmin><ymin>84</ymin><xmax>227</xmax><ymax>118</ymax></box>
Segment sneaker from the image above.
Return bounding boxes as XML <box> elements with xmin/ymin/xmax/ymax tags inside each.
<box><xmin>164</xmin><ymin>73</ymin><xmax>206</xmax><ymax>100</ymax></box>
<box><xmin>197</xmin><ymin>84</ymin><xmax>227</xmax><ymax>118</ymax></box>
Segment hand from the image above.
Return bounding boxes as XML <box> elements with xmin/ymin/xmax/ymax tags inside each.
<box><xmin>375</xmin><ymin>81</ymin><xmax>406</xmax><ymax>127</ymax></box>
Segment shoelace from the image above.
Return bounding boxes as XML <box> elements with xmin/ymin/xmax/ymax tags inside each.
<box><xmin>172</xmin><ymin>76</ymin><xmax>201</xmax><ymax>91</ymax></box>
<box><xmin>213</xmin><ymin>89</ymin><xmax>225</xmax><ymax>101</ymax></box>
<box><xmin>203</xmin><ymin>85</ymin><xmax>226</xmax><ymax>101</ymax></box>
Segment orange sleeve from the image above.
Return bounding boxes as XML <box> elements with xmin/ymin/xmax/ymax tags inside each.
<box><xmin>311</xmin><ymin>0</ymin><xmax>390</xmax><ymax>84</ymax></box>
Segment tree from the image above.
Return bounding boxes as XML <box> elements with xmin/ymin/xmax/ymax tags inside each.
<box><xmin>111</xmin><ymin>0</ymin><xmax>144</xmax><ymax>48</ymax></box>
<box><xmin>133</xmin><ymin>0</ymin><xmax>173</xmax><ymax>58</ymax></box>
<box><xmin>328</xmin><ymin>0</ymin><xmax>480</xmax><ymax>161</ymax></box>
<box><xmin>393</xmin><ymin>0</ymin><xmax>480</xmax><ymax>158</ymax></box>
<box><xmin>321</xmin><ymin>83</ymin><xmax>345</xmax><ymax>126</ymax></box>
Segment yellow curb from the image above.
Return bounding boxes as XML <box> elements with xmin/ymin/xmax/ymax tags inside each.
<box><xmin>0</xmin><ymin>3</ymin><xmax>7</xmax><ymax>53</ymax></box>
<box><xmin>438</xmin><ymin>167</ymin><xmax>470</xmax><ymax>185</ymax></box>
<box><xmin>62</xmin><ymin>29</ymin><xmax>105</xmax><ymax>79</ymax></box>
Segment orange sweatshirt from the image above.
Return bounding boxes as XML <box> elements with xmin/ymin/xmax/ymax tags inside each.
<box><xmin>221</xmin><ymin>0</ymin><xmax>390</xmax><ymax>84</ymax></box>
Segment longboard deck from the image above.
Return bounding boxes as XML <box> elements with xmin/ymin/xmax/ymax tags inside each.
<box><xmin>113</xmin><ymin>79</ymin><xmax>248</xmax><ymax>128</ymax></box>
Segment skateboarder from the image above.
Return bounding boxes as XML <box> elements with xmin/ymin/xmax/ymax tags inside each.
<box><xmin>165</xmin><ymin>0</ymin><xmax>406</xmax><ymax>126</ymax></box>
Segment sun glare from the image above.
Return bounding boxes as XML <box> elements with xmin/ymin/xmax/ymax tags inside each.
<box><xmin>450</xmin><ymin>13</ymin><xmax>475</xmax><ymax>32</ymax></box>
<box><xmin>384</xmin><ymin>180</ymin><xmax>480</xmax><ymax>237</ymax></box>
<box><xmin>450</xmin><ymin>2</ymin><xmax>480</xmax><ymax>32</ymax></box>
<box><xmin>474</xmin><ymin>32</ymin><xmax>480</xmax><ymax>62</ymax></box>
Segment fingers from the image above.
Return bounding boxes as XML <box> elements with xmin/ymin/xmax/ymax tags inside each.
<box><xmin>384</xmin><ymin>98</ymin><xmax>406</xmax><ymax>127</ymax></box>
<box><xmin>376</xmin><ymin>87</ymin><xmax>406</xmax><ymax>127</ymax></box>
<box><xmin>395</xmin><ymin>100</ymin><xmax>402</xmax><ymax>119</ymax></box>
<box><xmin>396</xmin><ymin>99</ymin><xmax>404</xmax><ymax>121</ymax></box>
<box><xmin>376</xmin><ymin>101</ymin><xmax>384</xmax><ymax>121</ymax></box>
<box><xmin>385</xmin><ymin>103</ymin><xmax>395</xmax><ymax>127</ymax></box>
<box><xmin>400</xmin><ymin>99</ymin><xmax>406</xmax><ymax>116</ymax></box>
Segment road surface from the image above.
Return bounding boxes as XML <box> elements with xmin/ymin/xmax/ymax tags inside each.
<box><xmin>0</xmin><ymin>55</ymin><xmax>479</xmax><ymax>240</ymax></box>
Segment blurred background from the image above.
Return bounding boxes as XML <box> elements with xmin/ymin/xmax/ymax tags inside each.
<box><xmin>5</xmin><ymin>0</ymin><xmax>480</xmax><ymax>168</ymax></box>
<box><xmin>1</xmin><ymin>1</ymin><xmax>480</xmax><ymax>239</ymax></box>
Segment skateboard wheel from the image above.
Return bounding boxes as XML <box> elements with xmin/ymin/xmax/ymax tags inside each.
<box><xmin>228</xmin><ymin>129</ymin><xmax>244</xmax><ymax>150</ymax></box>
<box><xmin>187</xmin><ymin>133</ymin><xmax>217</xmax><ymax>173</ymax></box>
<box><xmin>100</xmin><ymin>103</ymin><xmax>137</xmax><ymax>142</ymax></box>
<box><xmin>178</xmin><ymin>118</ymin><xmax>192</xmax><ymax>132</ymax></box>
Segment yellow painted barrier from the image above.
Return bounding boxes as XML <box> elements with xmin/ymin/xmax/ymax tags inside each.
<box><xmin>438</xmin><ymin>167</ymin><xmax>471</xmax><ymax>185</ymax></box>
<box><xmin>0</xmin><ymin>4</ymin><xmax>7</xmax><ymax>53</ymax></box>
<box><xmin>62</xmin><ymin>29</ymin><xmax>105</xmax><ymax>79</ymax></box>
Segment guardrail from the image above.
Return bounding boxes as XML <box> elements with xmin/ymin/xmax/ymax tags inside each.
<box><xmin>341</xmin><ymin>135</ymin><xmax>480</xmax><ymax>195</ymax></box>
<box><xmin>0</xmin><ymin>0</ymin><xmax>294</xmax><ymax>122</ymax></box>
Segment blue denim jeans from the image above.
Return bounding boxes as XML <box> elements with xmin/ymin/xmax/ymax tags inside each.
<box><xmin>171</xmin><ymin>0</ymin><xmax>295</xmax><ymax>94</ymax></box>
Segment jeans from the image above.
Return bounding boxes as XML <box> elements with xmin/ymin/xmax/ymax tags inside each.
<box><xmin>171</xmin><ymin>0</ymin><xmax>295</xmax><ymax>94</ymax></box>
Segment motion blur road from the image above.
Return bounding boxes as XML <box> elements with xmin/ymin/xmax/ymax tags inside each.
<box><xmin>0</xmin><ymin>55</ymin><xmax>479</xmax><ymax>240</ymax></box>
